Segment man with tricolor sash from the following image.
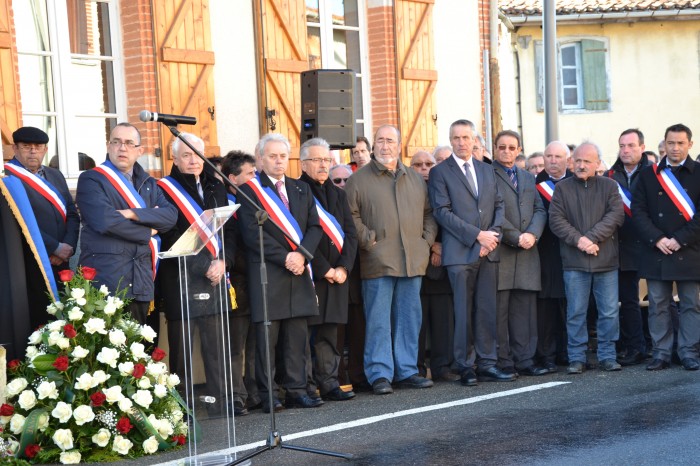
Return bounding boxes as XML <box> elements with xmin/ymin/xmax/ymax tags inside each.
<box><xmin>236</xmin><ymin>133</ymin><xmax>324</xmax><ymax>413</ymax></box>
<box><xmin>298</xmin><ymin>138</ymin><xmax>358</xmax><ymax>402</ymax></box>
<box><xmin>609</xmin><ymin>129</ymin><xmax>650</xmax><ymax>367</ymax></box>
<box><xmin>4</xmin><ymin>127</ymin><xmax>80</xmax><ymax>330</ymax></box>
<box><xmin>76</xmin><ymin>122</ymin><xmax>177</xmax><ymax>324</ymax></box>
<box><xmin>632</xmin><ymin>123</ymin><xmax>700</xmax><ymax>372</ymax></box>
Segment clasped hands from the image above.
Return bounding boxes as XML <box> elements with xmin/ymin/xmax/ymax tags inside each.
<box><xmin>285</xmin><ymin>251</ymin><xmax>306</xmax><ymax>276</ymax></box>
<box><xmin>324</xmin><ymin>266</ymin><xmax>348</xmax><ymax>284</ymax></box>
<box><xmin>656</xmin><ymin>237</ymin><xmax>681</xmax><ymax>255</ymax></box>
<box><xmin>577</xmin><ymin>236</ymin><xmax>599</xmax><ymax>256</ymax></box>
<box><xmin>206</xmin><ymin>259</ymin><xmax>226</xmax><ymax>287</ymax></box>
<box><xmin>50</xmin><ymin>242</ymin><xmax>74</xmax><ymax>266</ymax></box>
<box><xmin>477</xmin><ymin>230</ymin><xmax>500</xmax><ymax>258</ymax></box>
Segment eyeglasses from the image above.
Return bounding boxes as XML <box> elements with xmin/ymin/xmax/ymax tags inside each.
<box><xmin>109</xmin><ymin>139</ymin><xmax>140</xmax><ymax>149</ymax></box>
<box><xmin>303</xmin><ymin>157</ymin><xmax>333</xmax><ymax>164</ymax></box>
<box><xmin>332</xmin><ymin>177</ymin><xmax>349</xmax><ymax>185</ymax></box>
<box><xmin>17</xmin><ymin>143</ymin><xmax>46</xmax><ymax>152</ymax></box>
<box><xmin>497</xmin><ymin>144</ymin><xmax>519</xmax><ymax>152</ymax></box>
<box><xmin>412</xmin><ymin>162</ymin><xmax>435</xmax><ymax>168</ymax></box>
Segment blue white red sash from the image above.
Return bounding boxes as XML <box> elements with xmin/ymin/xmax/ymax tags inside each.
<box><xmin>4</xmin><ymin>159</ymin><xmax>67</xmax><ymax>222</ymax></box>
<box><xmin>157</xmin><ymin>177</ymin><xmax>220</xmax><ymax>258</ymax></box>
<box><xmin>654</xmin><ymin>163</ymin><xmax>696</xmax><ymax>222</ymax></box>
<box><xmin>93</xmin><ymin>160</ymin><xmax>161</xmax><ymax>279</ymax></box>
<box><xmin>0</xmin><ymin>176</ymin><xmax>58</xmax><ymax>300</ymax></box>
<box><xmin>606</xmin><ymin>171</ymin><xmax>632</xmax><ymax>217</ymax></box>
<box><xmin>536</xmin><ymin>180</ymin><xmax>555</xmax><ymax>202</ymax></box>
<box><xmin>314</xmin><ymin>198</ymin><xmax>344</xmax><ymax>254</ymax></box>
<box><xmin>246</xmin><ymin>175</ymin><xmax>303</xmax><ymax>249</ymax></box>
<box><xmin>227</xmin><ymin>193</ymin><xmax>236</xmax><ymax>206</ymax></box>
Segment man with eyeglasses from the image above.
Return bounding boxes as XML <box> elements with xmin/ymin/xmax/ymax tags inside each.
<box><xmin>298</xmin><ymin>138</ymin><xmax>358</xmax><ymax>402</ymax></box>
<box><xmin>4</xmin><ymin>126</ymin><xmax>80</xmax><ymax>330</ymax></box>
<box><xmin>345</xmin><ymin>125</ymin><xmax>437</xmax><ymax>395</ymax></box>
<box><xmin>410</xmin><ymin>151</ymin><xmax>435</xmax><ymax>181</ymax></box>
<box><xmin>329</xmin><ymin>164</ymin><xmax>352</xmax><ymax>188</ymax></box>
<box><xmin>76</xmin><ymin>122</ymin><xmax>177</xmax><ymax>324</ymax></box>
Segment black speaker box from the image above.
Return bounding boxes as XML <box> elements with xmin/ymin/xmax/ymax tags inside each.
<box><xmin>301</xmin><ymin>69</ymin><xmax>356</xmax><ymax>149</ymax></box>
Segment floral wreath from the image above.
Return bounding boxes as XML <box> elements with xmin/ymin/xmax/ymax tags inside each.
<box><xmin>0</xmin><ymin>267</ymin><xmax>188</xmax><ymax>464</ymax></box>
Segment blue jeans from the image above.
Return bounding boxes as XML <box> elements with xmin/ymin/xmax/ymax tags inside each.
<box><xmin>362</xmin><ymin>276</ymin><xmax>422</xmax><ymax>384</ymax></box>
<box><xmin>564</xmin><ymin>270</ymin><xmax>619</xmax><ymax>363</ymax></box>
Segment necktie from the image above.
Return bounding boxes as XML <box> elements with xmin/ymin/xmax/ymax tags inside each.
<box><xmin>275</xmin><ymin>180</ymin><xmax>290</xmax><ymax>210</ymax></box>
<box><xmin>464</xmin><ymin>162</ymin><xmax>477</xmax><ymax>196</ymax></box>
<box><xmin>507</xmin><ymin>168</ymin><xmax>518</xmax><ymax>189</ymax></box>
<box><xmin>124</xmin><ymin>172</ymin><xmax>134</xmax><ymax>186</ymax></box>
<box><xmin>196</xmin><ymin>181</ymin><xmax>204</xmax><ymax>201</ymax></box>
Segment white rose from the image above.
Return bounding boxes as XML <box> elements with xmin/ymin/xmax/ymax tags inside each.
<box><xmin>37</xmin><ymin>381</ymin><xmax>59</xmax><ymax>400</ymax></box>
<box><xmin>118</xmin><ymin>361</ymin><xmax>135</xmax><ymax>376</ymax></box>
<box><xmin>6</xmin><ymin>378</ymin><xmax>28</xmax><ymax>397</ymax></box>
<box><xmin>36</xmin><ymin>412</ymin><xmax>49</xmax><ymax>431</ymax></box>
<box><xmin>59</xmin><ymin>450</ymin><xmax>81</xmax><ymax>464</ymax></box>
<box><xmin>153</xmin><ymin>384</ymin><xmax>168</xmax><ymax>398</ymax></box>
<box><xmin>130</xmin><ymin>342</ymin><xmax>147</xmax><ymax>360</ymax></box>
<box><xmin>103</xmin><ymin>385</ymin><xmax>124</xmax><ymax>404</ymax></box>
<box><xmin>96</xmin><ymin>347</ymin><xmax>120</xmax><ymax>368</ymax></box>
<box><xmin>84</xmin><ymin>317</ymin><xmax>107</xmax><ymax>335</ymax></box>
<box><xmin>140</xmin><ymin>325</ymin><xmax>157</xmax><ymax>343</ymax></box>
<box><xmin>74</xmin><ymin>373</ymin><xmax>94</xmax><ymax>391</ymax></box>
<box><xmin>112</xmin><ymin>435</ymin><xmax>133</xmax><ymax>455</ymax></box>
<box><xmin>92</xmin><ymin>428</ymin><xmax>111</xmax><ymax>447</ymax></box>
<box><xmin>51</xmin><ymin>402</ymin><xmax>73</xmax><ymax>423</ymax></box>
<box><xmin>99</xmin><ymin>284</ymin><xmax>109</xmax><ymax>295</ymax></box>
<box><xmin>152</xmin><ymin>417</ymin><xmax>173</xmax><ymax>438</ymax></box>
<box><xmin>108</xmin><ymin>329</ymin><xmax>127</xmax><ymax>347</ymax></box>
<box><xmin>70</xmin><ymin>288</ymin><xmax>87</xmax><ymax>306</ymax></box>
<box><xmin>55</xmin><ymin>301</ymin><xmax>64</xmax><ymax>310</ymax></box>
<box><xmin>18</xmin><ymin>389</ymin><xmax>37</xmax><ymax>410</ymax></box>
<box><xmin>73</xmin><ymin>405</ymin><xmax>95</xmax><ymax>425</ymax></box>
<box><xmin>47</xmin><ymin>320</ymin><xmax>66</xmax><ymax>332</ymax></box>
<box><xmin>92</xmin><ymin>370</ymin><xmax>110</xmax><ymax>386</ymax></box>
<box><xmin>147</xmin><ymin>362</ymin><xmax>167</xmax><ymax>377</ymax></box>
<box><xmin>46</xmin><ymin>303</ymin><xmax>57</xmax><ymax>315</ymax></box>
<box><xmin>25</xmin><ymin>346</ymin><xmax>39</xmax><ymax>360</ymax></box>
<box><xmin>171</xmin><ymin>409</ymin><xmax>184</xmax><ymax>422</ymax></box>
<box><xmin>166</xmin><ymin>373</ymin><xmax>181</xmax><ymax>388</ymax></box>
<box><xmin>67</xmin><ymin>307</ymin><xmax>84</xmax><ymax>321</ymax></box>
<box><xmin>131</xmin><ymin>389</ymin><xmax>153</xmax><ymax>409</ymax></box>
<box><xmin>104</xmin><ymin>296</ymin><xmax>123</xmax><ymax>315</ymax></box>
<box><xmin>117</xmin><ymin>397</ymin><xmax>133</xmax><ymax>412</ymax></box>
<box><xmin>71</xmin><ymin>346</ymin><xmax>89</xmax><ymax>360</ymax></box>
<box><xmin>53</xmin><ymin>428</ymin><xmax>74</xmax><ymax>451</ymax></box>
<box><xmin>48</xmin><ymin>331</ymin><xmax>62</xmax><ymax>347</ymax></box>
<box><xmin>138</xmin><ymin>377</ymin><xmax>152</xmax><ymax>389</ymax></box>
<box><xmin>142</xmin><ymin>436</ymin><xmax>159</xmax><ymax>454</ymax></box>
<box><xmin>57</xmin><ymin>337</ymin><xmax>71</xmax><ymax>350</ymax></box>
<box><xmin>9</xmin><ymin>414</ymin><xmax>25</xmax><ymax>434</ymax></box>
<box><xmin>28</xmin><ymin>330</ymin><xmax>43</xmax><ymax>345</ymax></box>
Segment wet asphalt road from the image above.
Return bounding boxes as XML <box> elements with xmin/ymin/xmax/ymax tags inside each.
<box><xmin>133</xmin><ymin>362</ymin><xmax>700</xmax><ymax>466</ymax></box>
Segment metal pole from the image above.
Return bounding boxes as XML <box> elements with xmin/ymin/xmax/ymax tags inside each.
<box><xmin>483</xmin><ymin>49</ymin><xmax>492</xmax><ymax>153</ymax></box>
<box><xmin>543</xmin><ymin>0</ymin><xmax>558</xmax><ymax>143</ymax></box>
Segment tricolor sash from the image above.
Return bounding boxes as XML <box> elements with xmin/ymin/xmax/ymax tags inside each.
<box><xmin>0</xmin><ymin>176</ymin><xmax>58</xmax><ymax>300</ymax></box>
<box><xmin>314</xmin><ymin>198</ymin><xmax>344</xmax><ymax>254</ymax></box>
<box><xmin>606</xmin><ymin>171</ymin><xmax>632</xmax><ymax>217</ymax></box>
<box><xmin>157</xmin><ymin>177</ymin><xmax>220</xmax><ymax>258</ymax></box>
<box><xmin>93</xmin><ymin>161</ymin><xmax>161</xmax><ymax>278</ymax></box>
<box><xmin>536</xmin><ymin>180</ymin><xmax>555</xmax><ymax>202</ymax></box>
<box><xmin>654</xmin><ymin>163</ymin><xmax>696</xmax><ymax>222</ymax></box>
<box><xmin>227</xmin><ymin>193</ymin><xmax>236</xmax><ymax>206</ymax></box>
<box><xmin>4</xmin><ymin>159</ymin><xmax>67</xmax><ymax>222</ymax></box>
<box><xmin>246</xmin><ymin>175</ymin><xmax>304</xmax><ymax>249</ymax></box>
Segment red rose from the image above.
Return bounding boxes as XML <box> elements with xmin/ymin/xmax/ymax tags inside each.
<box><xmin>0</xmin><ymin>404</ymin><xmax>14</xmax><ymax>416</ymax></box>
<box><xmin>63</xmin><ymin>324</ymin><xmax>77</xmax><ymax>339</ymax></box>
<box><xmin>24</xmin><ymin>444</ymin><xmax>40</xmax><ymax>459</ymax></box>
<box><xmin>90</xmin><ymin>391</ymin><xmax>106</xmax><ymax>407</ymax></box>
<box><xmin>116</xmin><ymin>416</ymin><xmax>133</xmax><ymax>434</ymax></box>
<box><xmin>151</xmin><ymin>347</ymin><xmax>166</xmax><ymax>362</ymax></box>
<box><xmin>7</xmin><ymin>359</ymin><xmax>21</xmax><ymax>371</ymax></box>
<box><xmin>132</xmin><ymin>363</ymin><xmax>146</xmax><ymax>379</ymax></box>
<box><xmin>52</xmin><ymin>355</ymin><xmax>69</xmax><ymax>372</ymax></box>
<box><xmin>58</xmin><ymin>270</ymin><xmax>74</xmax><ymax>282</ymax></box>
<box><xmin>172</xmin><ymin>434</ymin><xmax>186</xmax><ymax>445</ymax></box>
<box><xmin>81</xmin><ymin>266</ymin><xmax>97</xmax><ymax>280</ymax></box>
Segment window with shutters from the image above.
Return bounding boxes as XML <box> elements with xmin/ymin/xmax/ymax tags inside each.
<box><xmin>534</xmin><ymin>37</ymin><xmax>610</xmax><ymax>113</ymax></box>
<box><xmin>12</xmin><ymin>0</ymin><xmax>125</xmax><ymax>179</ymax></box>
<box><xmin>305</xmin><ymin>0</ymin><xmax>370</xmax><ymax>137</ymax></box>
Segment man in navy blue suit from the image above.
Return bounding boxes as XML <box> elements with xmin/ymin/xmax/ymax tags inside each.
<box><xmin>428</xmin><ymin>119</ymin><xmax>516</xmax><ymax>386</ymax></box>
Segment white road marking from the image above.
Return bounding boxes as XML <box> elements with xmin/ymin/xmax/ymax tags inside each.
<box><xmin>155</xmin><ymin>381</ymin><xmax>570</xmax><ymax>465</ymax></box>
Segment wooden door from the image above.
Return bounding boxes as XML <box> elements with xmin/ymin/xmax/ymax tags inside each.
<box><xmin>253</xmin><ymin>0</ymin><xmax>308</xmax><ymax>177</ymax></box>
<box><xmin>152</xmin><ymin>0</ymin><xmax>219</xmax><ymax>175</ymax></box>
<box><xmin>0</xmin><ymin>0</ymin><xmax>21</xmax><ymax>160</ymax></box>
<box><xmin>395</xmin><ymin>0</ymin><xmax>438</xmax><ymax>162</ymax></box>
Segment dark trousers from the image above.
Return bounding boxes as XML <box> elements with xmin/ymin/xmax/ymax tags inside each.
<box><xmin>230</xmin><ymin>314</ymin><xmax>259</xmax><ymax>407</ymax></box>
<box><xmin>536</xmin><ymin>297</ymin><xmax>567</xmax><ymax>364</ymax></box>
<box><xmin>618</xmin><ymin>270</ymin><xmax>645</xmax><ymax>354</ymax></box>
<box><xmin>256</xmin><ymin>317</ymin><xmax>308</xmax><ymax>401</ymax></box>
<box><xmin>337</xmin><ymin>302</ymin><xmax>367</xmax><ymax>386</ymax></box>
<box><xmin>126</xmin><ymin>300</ymin><xmax>151</xmax><ymax>325</ymax></box>
<box><xmin>308</xmin><ymin>323</ymin><xmax>341</xmax><ymax>394</ymax></box>
<box><xmin>418</xmin><ymin>292</ymin><xmax>454</xmax><ymax>377</ymax></box>
<box><xmin>497</xmin><ymin>289</ymin><xmax>538</xmax><ymax>370</ymax></box>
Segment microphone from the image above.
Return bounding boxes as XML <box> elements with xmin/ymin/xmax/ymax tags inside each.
<box><xmin>139</xmin><ymin>110</ymin><xmax>197</xmax><ymax>126</ymax></box>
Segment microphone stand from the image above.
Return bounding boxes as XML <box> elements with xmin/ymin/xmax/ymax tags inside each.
<box><xmin>163</xmin><ymin>125</ymin><xmax>353</xmax><ymax>465</ymax></box>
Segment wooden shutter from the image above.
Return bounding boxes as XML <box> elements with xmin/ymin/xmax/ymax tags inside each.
<box><xmin>152</xmin><ymin>0</ymin><xmax>219</xmax><ymax>174</ymax></box>
<box><xmin>395</xmin><ymin>0</ymin><xmax>438</xmax><ymax>162</ymax></box>
<box><xmin>581</xmin><ymin>39</ymin><xmax>609</xmax><ymax>111</ymax></box>
<box><xmin>0</xmin><ymin>0</ymin><xmax>21</xmax><ymax>159</ymax></box>
<box><xmin>253</xmin><ymin>0</ymin><xmax>308</xmax><ymax>177</ymax></box>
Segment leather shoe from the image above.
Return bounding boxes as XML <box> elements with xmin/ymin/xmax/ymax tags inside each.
<box><xmin>262</xmin><ymin>398</ymin><xmax>284</xmax><ymax>413</ymax></box>
<box><xmin>396</xmin><ymin>374</ymin><xmax>434</xmax><ymax>389</ymax></box>
<box><xmin>372</xmin><ymin>378</ymin><xmax>393</xmax><ymax>395</ymax></box>
<box><xmin>542</xmin><ymin>361</ymin><xmax>558</xmax><ymax>373</ymax></box>
<box><xmin>619</xmin><ymin>349</ymin><xmax>645</xmax><ymax>366</ymax></box>
<box><xmin>500</xmin><ymin>366</ymin><xmax>519</xmax><ymax>377</ymax></box>
<box><xmin>322</xmin><ymin>387</ymin><xmax>356</xmax><ymax>401</ymax></box>
<box><xmin>435</xmin><ymin>370</ymin><xmax>460</xmax><ymax>382</ymax></box>
<box><xmin>285</xmin><ymin>394</ymin><xmax>324</xmax><ymax>409</ymax></box>
<box><xmin>599</xmin><ymin>359</ymin><xmax>622</xmax><ymax>371</ymax></box>
<box><xmin>477</xmin><ymin>366</ymin><xmax>517</xmax><ymax>382</ymax></box>
<box><xmin>233</xmin><ymin>401</ymin><xmax>249</xmax><ymax>417</ymax></box>
<box><xmin>567</xmin><ymin>361</ymin><xmax>585</xmax><ymax>374</ymax></box>
<box><xmin>460</xmin><ymin>369</ymin><xmax>478</xmax><ymax>387</ymax></box>
<box><xmin>681</xmin><ymin>358</ymin><xmax>700</xmax><ymax>371</ymax></box>
<box><xmin>646</xmin><ymin>359</ymin><xmax>670</xmax><ymax>371</ymax></box>
<box><xmin>519</xmin><ymin>365</ymin><xmax>548</xmax><ymax>376</ymax></box>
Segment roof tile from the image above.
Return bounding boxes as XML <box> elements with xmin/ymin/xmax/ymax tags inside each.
<box><xmin>500</xmin><ymin>0</ymin><xmax>700</xmax><ymax>16</ymax></box>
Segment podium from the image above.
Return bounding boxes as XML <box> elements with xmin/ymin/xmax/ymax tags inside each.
<box><xmin>157</xmin><ymin>205</ymin><xmax>247</xmax><ymax>465</ymax></box>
